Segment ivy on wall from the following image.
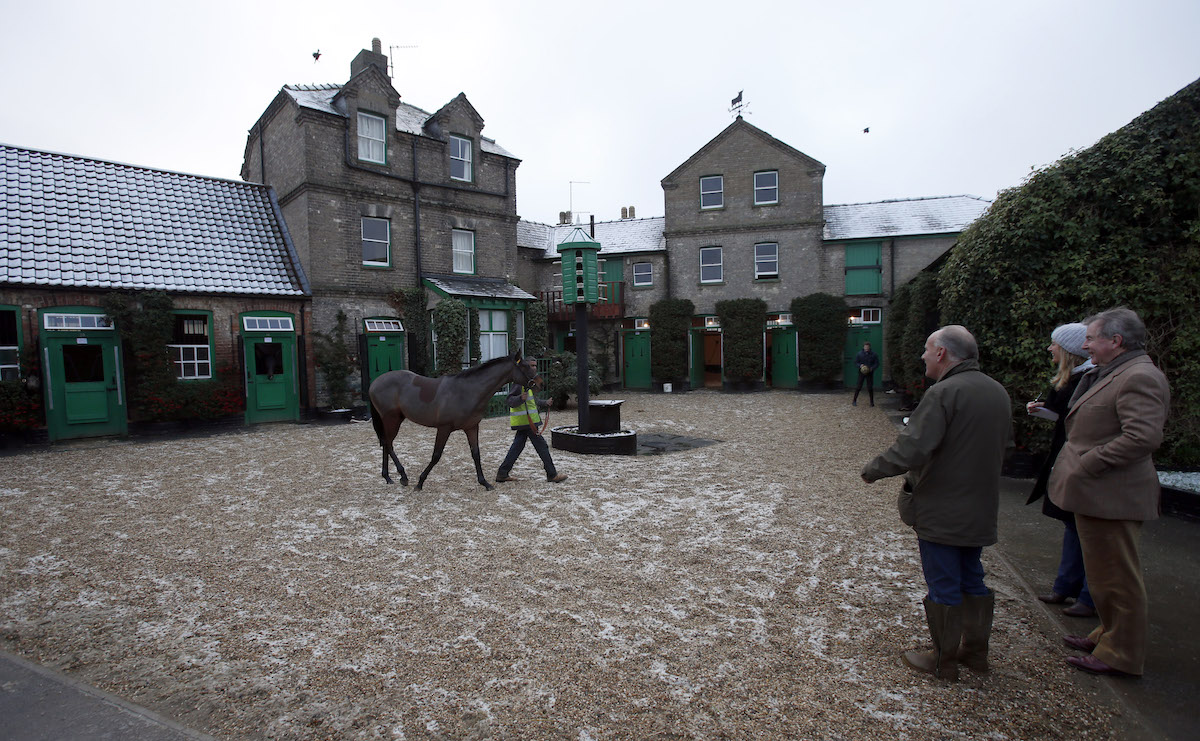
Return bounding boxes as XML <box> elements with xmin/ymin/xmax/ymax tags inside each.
<box><xmin>715</xmin><ymin>298</ymin><xmax>767</xmax><ymax>381</ymax></box>
<box><xmin>790</xmin><ymin>292</ymin><xmax>847</xmax><ymax>384</ymax></box>
<box><xmin>432</xmin><ymin>298</ymin><xmax>467</xmax><ymax>376</ymax></box>
<box><xmin>648</xmin><ymin>298</ymin><xmax>693</xmax><ymax>383</ymax></box>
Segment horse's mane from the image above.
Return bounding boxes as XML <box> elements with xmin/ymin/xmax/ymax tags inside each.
<box><xmin>452</xmin><ymin>353</ymin><xmax>516</xmax><ymax>380</ymax></box>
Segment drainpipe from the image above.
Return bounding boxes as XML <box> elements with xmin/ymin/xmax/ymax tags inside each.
<box><xmin>258</xmin><ymin>121</ymin><xmax>267</xmax><ymax>184</ymax></box>
<box><xmin>888</xmin><ymin>238</ymin><xmax>896</xmax><ymax>296</ymax></box>
<box><xmin>412</xmin><ymin>138</ymin><xmax>423</xmax><ymax>280</ymax></box>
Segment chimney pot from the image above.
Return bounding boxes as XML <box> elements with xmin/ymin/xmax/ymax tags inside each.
<box><xmin>629</xmin><ymin>205</ymin><xmax>636</xmax><ymax>218</ymax></box>
<box><xmin>621</xmin><ymin>207</ymin><xmax>628</xmax><ymax>219</ymax></box>
<box><xmin>372</xmin><ymin>38</ymin><xmax>382</xmax><ymax>54</ymax></box>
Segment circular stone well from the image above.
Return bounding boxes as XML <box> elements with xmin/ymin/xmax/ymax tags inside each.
<box><xmin>550</xmin><ymin>425</ymin><xmax>638</xmax><ymax>455</ymax></box>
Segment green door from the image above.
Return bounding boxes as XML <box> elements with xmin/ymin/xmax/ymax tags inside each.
<box><xmin>844</xmin><ymin>324</ymin><xmax>884</xmax><ymax>387</ymax></box>
<box><xmin>769</xmin><ymin>327</ymin><xmax>798</xmax><ymax>388</ymax></box>
<box><xmin>689</xmin><ymin>330</ymin><xmax>704</xmax><ymax>389</ymax></box>
<box><xmin>243</xmin><ymin>334</ymin><xmax>299</xmax><ymax>424</ymax></box>
<box><xmin>622</xmin><ymin>330</ymin><xmax>651</xmax><ymax>389</ymax></box>
<box><xmin>41</xmin><ymin>330</ymin><xmax>127</xmax><ymax>441</ymax></box>
<box><xmin>366</xmin><ymin>333</ymin><xmax>405</xmax><ymax>388</ymax></box>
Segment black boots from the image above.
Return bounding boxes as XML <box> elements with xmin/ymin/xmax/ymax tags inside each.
<box><xmin>958</xmin><ymin>590</ymin><xmax>995</xmax><ymax>673</ymax></box>
<box><xmin>903</xmin><ymin>598</ymin><xmax>964</xmax><ymax>681</ymax></box>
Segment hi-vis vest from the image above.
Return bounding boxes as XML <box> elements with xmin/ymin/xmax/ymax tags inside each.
<box><xmin>509</xmin><ymin>395</ymin><xmax>541</xmax><ymax>428</ymax></box>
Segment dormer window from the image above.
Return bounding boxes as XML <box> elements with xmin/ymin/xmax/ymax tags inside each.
<box><xmin>450</xmin><ymin>135</ymin><xmax>472</xmax><ymax>181</ymax></box>
<box><xmin>358</xmin><ymin>112</ymin><xmax>386</xmax><ymax>164</ymax></box>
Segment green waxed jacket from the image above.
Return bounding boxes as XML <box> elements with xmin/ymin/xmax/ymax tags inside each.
<box><xmin>862</xmin><ymin>360</ymin><xmax>1014</xmax><ymax>547</ymax></box>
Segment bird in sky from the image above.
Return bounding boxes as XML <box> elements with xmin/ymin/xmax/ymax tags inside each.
<box><xmin>863</xmin><ymin>127</ymin><xmax>870</xmax><ymax>133</ymax></box>
<box><xmin>313</xmin><ymin>50</ymin><xmax>321</xmax><ymax>62</ymax></box>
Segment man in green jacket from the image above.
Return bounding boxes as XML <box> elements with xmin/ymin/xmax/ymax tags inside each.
<box><xmin>862</xmin><ymin>325</ymin><xmax>1013</xmax><ymax>681</ymax></box>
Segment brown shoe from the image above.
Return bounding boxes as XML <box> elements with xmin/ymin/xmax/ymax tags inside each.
<box><xmin>547</xmin><ymin>473</ymin><xmax>568</xmax><ymax>483</ymax></box>
<box><xmin>1062</xmin><ymin>634</ymin><xmax>1097</xmax><ymax>652</ymax></box>
<box><xmin>1062</xmin><ymin>602</ymin><xmax>1097</xmax><ymax>618</ymax></box>
<box><xmin>1038</xmin><ymin>591</ymin><xmax>1068</xmax><ymax>604</ymax></box>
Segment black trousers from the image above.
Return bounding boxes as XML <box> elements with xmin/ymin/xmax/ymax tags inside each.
<box><xmin>854</xmin><ymin>370</ymin><xmax>875</xmax><ymax>404</ymax></box>
<box><xmin>498</xmin><ymin>428</ymin><xmax>557</xmax><ymax>478</ymax></box>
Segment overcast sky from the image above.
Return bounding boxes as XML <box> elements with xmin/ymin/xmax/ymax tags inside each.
<box><xmin>2</xmin><ymin>0</ymin><xmax>1197</xmax><ymax>226</ymax></box>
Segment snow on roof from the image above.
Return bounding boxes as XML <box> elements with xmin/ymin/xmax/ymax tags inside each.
<box><xmin>518</xmin><ymin>217</ymin><xmax>667</xmax><ymax>259</ymax></box>
<box><xmin>423</xmin><ymin>274</ymin><xmax>536</xmax><ymax>301</ymax></box>
<box><xmin>823</xmin><ymin>195</ymin><xmax>991</xmax><ymax>241</ymax></box>
<box><xmin>284</xmin><ymin>85</ymin><xmax>515</xmax><ymax>158</ymax></box>
<box><xmin>0</xmin><ymin>144</ymin><xmax>308</xmax><ymax>296</ymax></box>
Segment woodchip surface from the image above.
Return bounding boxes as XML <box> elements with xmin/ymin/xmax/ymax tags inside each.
<box><xmin>1</xmin><ymin>390</ymin><xmax>1119</xmax><ymax>739</ymax></box>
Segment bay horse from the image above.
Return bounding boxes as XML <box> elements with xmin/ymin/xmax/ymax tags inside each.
<box><xmin>368</xmin><ymin>350</ymin><xmax>542</xmax><ymax>490</ymax></box>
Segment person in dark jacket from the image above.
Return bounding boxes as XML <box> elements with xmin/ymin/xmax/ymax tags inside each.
<box><xmin>861</xmin><ymin>325</ymin><xmax>1013</xmax><ymax>681</ymax></box>
<box><xmin>852</xmin><ymin>342</ymin><xmax>880</xmax><ymax>406</ymax></box>
<box><xmin>496</xmin><ymin>361</ymin><xmax>568</xmax><ymax>484</ymax></box>
<box><xmin>1025</xmin><ymin>323</ymin><xmax>1095</xmax><ymax>618</ymax></box>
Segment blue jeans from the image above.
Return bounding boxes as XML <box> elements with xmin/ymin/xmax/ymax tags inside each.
<box><xmin>497</xmin><ymin>428</ymin><xmax>557</xmax><ymax>479</ymax></box>
<box><xmin>1053</xmin><ymin>519</ymin><xmax>1094</xmax><ymax>607</ymax></box>
<box><xmin>918</xmin><ymin>539</ymin><xmax>990</xmax><ymax>605</ymax></box>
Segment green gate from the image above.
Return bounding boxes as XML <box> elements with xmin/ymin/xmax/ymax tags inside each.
<box><xmin>39</xmin><ymin>308</ymin><xmax>127</xmax><ymax>442</ymax></box>
<box><xmin>363</xmin><ymin>317</ymin><xmax>405</xmax><ymax>392</ymax></box>
<box><xmin>241</xmin><ymin>312</ymin><xmax>299</xmax><ymax>424</ymax></box>
<box><xmin>844</xmin><ymin>322</ymin><xmax>884</xmax><ymax>388</ymax></box>
<box><xmin>622</xmin><ymin>329</ymin><xmax>651</xmax><ymax>389</ymax></box>
<box><xmin>768</xmin><ymin>326</ymin><xmax>798</xmax><ymax>388</ymax></box>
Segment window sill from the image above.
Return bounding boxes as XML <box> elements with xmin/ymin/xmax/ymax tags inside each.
<box><xmin>631</xmin><ymin>283</ymin><xmax>654</xmax><ymax>290</ymax></box>
<box><xmin>699</xmin><ymin>281</ymin><xmax>726</xmax><ymax>287</ymax></box>
<box><xmin>753</xmin><ymin>202</ymin><xmax>779</xmax><ymax>208</ymax></box>
<box><xmin>362</xmin><ymin>263</ymin><xmax>392</xmax><ymax>270</ymax></box>
<box><xmin>754</xmin><ymin>276</ymin><xmax>780</xmax><ymax>282</ymax></box>
<box><xmin>700</xmin><ymin>206</ymin><xmax>724</xmax><ymax>212</ymax></box>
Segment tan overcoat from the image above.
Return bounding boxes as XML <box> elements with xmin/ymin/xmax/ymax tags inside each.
<box><xmin>1048</xmin><ymin>354</ymin><xmax>1170</xmax><ymax>521</ymax></box>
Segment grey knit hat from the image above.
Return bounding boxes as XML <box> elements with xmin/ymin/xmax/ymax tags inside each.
<box><xmin>1051</xmin><ymin>322</ymin><xmax>1088</xmax><ymax>358</ymax></box>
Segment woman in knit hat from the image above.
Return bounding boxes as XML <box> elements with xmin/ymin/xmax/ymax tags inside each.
<box><xmin>1026</xmin><ymin>322</ymin><xmax>1096</xmax><ymax>618</ymax></box>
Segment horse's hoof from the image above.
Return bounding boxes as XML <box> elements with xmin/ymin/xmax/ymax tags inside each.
<box><xmin>383</xmin><ymin>476</ymin><xmax>393</xmax><ymax>484</ymax></box>
<box><xmin>400</xmin><ymin>479</ymin><xmax>409</xmax><ymax>486</ymax></box>
<box><xmin>483</xmin><ymin>484</ymin><xmax>495</xmax><ymax>491</ymax></box>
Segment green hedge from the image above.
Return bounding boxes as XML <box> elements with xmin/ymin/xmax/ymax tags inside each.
<box><xmin>716</xmin><ymin>298</ymin><xmax>767</xmax><ymax>380</ymax></box>
<box><xmin>649</xmin><ymin>298</ymin><xmax>694</xmax><ymax>383</ymax></box>
<box><xmin>883</xmin><ymin>283</ymin><xmax>913</xmax><ymax>395</ymax></box>
<box><xmin>524</xmin><ymin>301</ymin><xmax>548</xmax><ymax>358</ymax></box>
<box><xmin>790</xmin><ymin>293</ymin><xmax>846</xmax><ymax>383</ymax></box>
<box><xmin>432</xmin><ymin>298</ymin><xmax>467</xmax><ymax>376</ymax></box>
<box><xmin>939</xmin><ymin>78</ymin><xmax>1200</xmax><ymax>465</ymax></box>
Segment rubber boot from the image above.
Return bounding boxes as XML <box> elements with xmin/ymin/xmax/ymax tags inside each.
<box><xmin>903</xmin><ymin>598</ymin><xmax>963</xmax><ymax>681</ymax></box>
<box><xmin>957</xmin><ymin>590</ymin><xmax>994</xmax><ymax>673</ymax></box>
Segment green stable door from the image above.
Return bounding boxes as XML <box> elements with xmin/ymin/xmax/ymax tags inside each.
<box><xmin>41</xmin><ymin>330</ymin><xmax>128</xmax><ymax>441</ymax></box>
<box><xmin>622</xmin><ymin>329</ymin><xmax>651</xmax><ymax>389</ymax></box>
<box><xmin>844</xmin><ymin>323</ymin><xmax>884</xmax><ymax>388</ymax></box>
<box><xmin>241</xmin><ymin>313</ymin><xmax>299</xmax><ymax>424</ymax></box>
<box><xmin>768</xmin><ymin>327</ymin><xmax>798</xmax><ymax>388</ymax></box>
<box><xmin>363</xmin><ymin>324</ymin><xmax>406</xmax><ymax>392</ymax></box>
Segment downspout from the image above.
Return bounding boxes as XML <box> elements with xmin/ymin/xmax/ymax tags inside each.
<box><xmin>258</xmin><ymin>121</ymin><xmax>267</xmax><ymax>184</ymax></box>
<box><xmin>412</xmin><ymin>138</ymin><xmax>423</xmax><ymax>279</ymax></box>
<box><xmin>889</xmin><ymin>238</ymin><xmax>896</xmax><ymax>296</ymax></box>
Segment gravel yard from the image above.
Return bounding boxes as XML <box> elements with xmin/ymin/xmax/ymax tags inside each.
<box><xmin>1</xmin><ymin>390</ymin><xmax>1118</xmax><ymax>739</ymax></box>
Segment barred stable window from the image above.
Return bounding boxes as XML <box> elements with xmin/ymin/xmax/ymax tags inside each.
<box><xmin>452</xmin><ymin>229</ymin><xmax>475</xmax><ymax>274</ymax></box>
<box><xmin>755</xmin><ymin>243</ymin><xmax>778</xmax><ymax>278</ymax></box>
<box><xmin>0</xmin><ymin>309</ymin><xmax>19</xmax><ymax>381</ymax></box>
<box><xmin>450</xmin><ymin>135</ymin><xmax>472</xmax><ymax>181</ymax></box>
<box><xmin>754</xmin><ymin>171</ymin><xmax>778</xmax><ymax>205</ymax></box>
<box><xmin>633</xmin><ymin>261</ymin><xmax>653</xmax><ymax>286</ymax></box>
<box><xmin>700</xmin><ymin>175</ymin><xmax>723</xmax><ymax>209</ymax></box>
<box><xmin>700</xmin><ymin>247</ymin><xmax>723</xmax><ymax>283</ymax></box>
<box><xmin>168</xmin><ymin>315</ymin><xmax>211</xmax><ymax>379</ymax></box>
<box><xmin>362</xmin><ymin>217</ymin><xmax>390</xmax><ymax>266</ymax></box>
<box><xmin>358</xmin><ymin>112</ymin><xmax>386</xmax><ymax>164</ymax></box>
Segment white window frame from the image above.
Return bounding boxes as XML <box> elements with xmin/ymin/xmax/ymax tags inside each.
<box><xmin>478</xmin><ymin>310</ymin><xmax>509</xmax><ymax>363</ymax></box>
<box><xmin>767</xmin><ymin>313</ymin><xmax>793</xmax><ymax>327</ymax></box>
<box><xmin>754</xmin><ymin>243</ymin><xmax>779</xmax><ymax>278</ymax></box>
<box><xmin>634</xmin><ymin>318</ymin><xmax>650</xmax><ymax>329</ymax></box>
<box><xmin>365</xmin><ymin>319</ymin><xmax>404</xmax><ymax>332</ymax></box>
<box><xmin>754</xmin><ymin>170</ymin><xmax>779</xmax><ymax>205</ymax></box>
<box><xmin>449</xmin><ymin>135</ymin><xmax>473</xmax><ymax>182</ymax></box>
<box><xmin>242</xmin><ymin>316</ymin><xmax>294</xmax><ymax>332</ymax></box>
<box><xmin>862</xmin><ymin>308</ymin><xmax>882</xmax><ymax>324</ymax></box>
<box><xmin>452</xmin><ymin>229</ymin><xmax>475</xmax><ymax>274</ymax></box>
<box><xmin>515</xmin><ymin>311</ymin><xmax>525</xmax><ymax>356</ymax></box>
<box><xmin>704</xmin><ymin>316</ymin><xmax>721</xmax><ymax>329</ymax></box>
<box><xmin>633</xmin><ymin>261</ymin><xmax>653</xmax><ymax>287</ymax></box>
<box><xmin>168</xmin><ymin>344</ymin><xmax>211</xmax><ymax>379</ymax></box>
<box><xmin>700</xmin><ymin>246</ymin><xmax>723</xmax><ymax>284</ymax></box>
<box><xmin>357</xmin><ymin>112</ymin><xmax>386</xmax><ymax>164</ymax></box>
<box><xmin>43</xmin><ymin>313</ymin><xmax>113</xmax><ymax>330</ymax></box>
<box><xmin>551</xmin><ymin>261</ymin><xmax>563</xmax><ymax>292</ymax></box>
<box><xmin>362</xmin><ymin>217</ymin><xmax>390</xmax><ymax>267</ymax></box>
<box><xmin>700</xmin><ymin>175</ymin><xmax>724</xmax><ymax>209</ymax></box>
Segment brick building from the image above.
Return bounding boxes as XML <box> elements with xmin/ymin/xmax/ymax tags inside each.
<box><xmin>241</xmin><ymin>39</ymin><xmax>533</xmax><ymax>404</ymax></box>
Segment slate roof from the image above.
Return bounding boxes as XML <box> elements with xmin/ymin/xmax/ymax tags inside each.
<box><xmin>518</xmin><ymin>217</ymin><xmax>667</xmax><ymax>259</ymax></box>
<box><xmin>0</xmin><ymin>144</ymin><xmax>309</xmax><ymax>296</ymax></box>
<box><xmin>823</xmin><ymin>195</ymin><xmax>990</xmax><ymax>241</ymax></box>
<box><xmin>284</xmin><ymin>84</ymin><xmax>516</xmax><ymax>159</ymax></box>
<box><xmin>423</xmin><ymin>274</ymin><xmax>536</xmax><ymax>301</ymax></box>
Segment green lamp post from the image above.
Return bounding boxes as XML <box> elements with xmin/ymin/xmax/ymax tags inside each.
<box><xmin>556</xmin><ymin>227</ymin><xmax>601</xmax><ymax>432</ymax></box>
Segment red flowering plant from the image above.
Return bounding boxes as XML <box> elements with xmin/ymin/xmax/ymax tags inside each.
<box><xmin>0</xmin><ymin>347</ymin><xmax>44</xmax><ymax>432</ymax></box>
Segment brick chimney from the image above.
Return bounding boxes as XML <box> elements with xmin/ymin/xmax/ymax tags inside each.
<box><xmin>351</xmin><ymin>37</ymin><xmax>389</xmax><ymax>78</ymax></box>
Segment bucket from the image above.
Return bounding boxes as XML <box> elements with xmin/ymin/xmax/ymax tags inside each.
<box><xmin>662</xmin><ymin>383</ymin><xmax>673</xmax><ymax>393</ymax></box>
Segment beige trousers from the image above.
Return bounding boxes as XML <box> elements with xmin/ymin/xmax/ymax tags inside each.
<box><xmin>1075</xmin><ymin>514</ymin><xmax>1147</xmax><ymax>675</ymax></box>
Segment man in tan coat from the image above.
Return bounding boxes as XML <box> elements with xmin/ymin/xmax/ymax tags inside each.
<box><xmin>1049</xmin><ymin>307</ymin><xmax>1170</xmax><ymax>677</ymax></box>
<box><xmin>862</xmin><ymin>325</ymin><xmax>1013</xmax><ymax>681</ymax></box>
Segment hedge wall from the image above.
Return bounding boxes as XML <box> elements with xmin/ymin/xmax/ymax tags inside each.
<box><xmin>790</xmin><ymin>293</ymin><xmax>847</xmax><ymax>383</ymax></box>
<box><xmin>939</xmin><ymin>77</ymin><xmax>1200</xmax><ymax>466</ymax></box>
<box><xmin>715</xmin><ymin>298</ymin><xmax>767</xmax><ymax>380</ymax></box>
<box><xmin>649</xmin><ymin>298</ymin><xmax>694</xmax><ymax>383</ymax></box>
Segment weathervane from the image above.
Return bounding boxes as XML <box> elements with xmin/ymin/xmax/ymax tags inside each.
<box><xmin>730</xmin><ymin>90</ymin><xmax>750</xmax><ymax>118</ymax></box>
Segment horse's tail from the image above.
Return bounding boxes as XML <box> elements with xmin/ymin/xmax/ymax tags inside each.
<box><xmin>369</xmin><ymin>396</ymin><xmax>386</xmax><ymax>449</ymax></box>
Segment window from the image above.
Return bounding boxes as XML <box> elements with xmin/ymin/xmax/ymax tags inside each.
<box><xmin>767</xmin><ymin>313</ymin><xmax>793</xmax><ymax>327</ymax></box>
<box><xmin>479</xmin><ymin>310</ymin><xmax>509</xmax><ymax>363</ymax></box>
<box><xmin>450</xmin><ymin>135</ymin><xmax>472</xmax><ymax>181</ymax></box>
<box><xmin>704</xmin><ymin>316</ymin><xmax>720</xmax><ymax>328</ymax></box>
<box><xmin>700</xmin><ymin>175</ymin><xmax>723</xmax><ymax>209</ymax></box>
<box><xmin>754</xmin><ymin>171</ymin><xmax>778</xmax><ymax>205</ymax></box>
<box><xmin>168</xmin><ymin>314</ymin><xmax>211</xmax><ymax>379</ymax></box>
<box><xmin>365</xmin><ymin>319</ymin><xmax>404</xmax><ymax>332</ymax></box>
<box><xmin>551</xmin><ymin>261</ymin><xmax>563</xmax><ymax>292</ymax></box>
<box><xmin>634</xmin><ymin>318</ymin><xmax>650</xmax><ymax>329</ymax></box>
<box><xmin>700</xmin><ymin>247</ymin><xmax>723</xmax><ymax>283</ymax></box>
<box><xmin>0</xmin><ymin>308</ymin><xmax>18</xmax><ymax>380</ymax></box>
<box><xmin>633</xmin><ymin>262</ymin><xmax>653</xmax><ymax>287</ymax></box>
<box><xmin>754</xmin><ymin>243</ymin><xmax>778</xmax><ymax>278</ymax></box>
<box><xmin>362</xmin><ymin>217</ymin><xmax>390</xmax><ymax>266</ymax></box>
<box><xmin>845</xmin><ymin>242</ymin><xmax>883</xmax><ymax>295</ymax></box>
<box><xmin>358</xmin><ymin>112</ymin><xmax>386</xmax><ymax>164</ymax></box>
<box><xmin>452</xmin><ymin>229</ymin><xmax>475</xmax><ymax>274</ymax></box>
<box><xmin>44</xmin><ymin>313</ymin><xmax>113</xmax><ymax>330</ymax></box>
<box><xmin>515</xmin><ymin>311</ymin><xmax>525</xmax><ymax>355</ymax></box>
<box><xmin>243</xmin><ymin>316</ymin><xmax>294</xmax><ymax>332</ymax></box>
<box><xmin>848</xmin><ymin>308</ymin><xmax>882</xmax><ymax>325</ymax></box>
